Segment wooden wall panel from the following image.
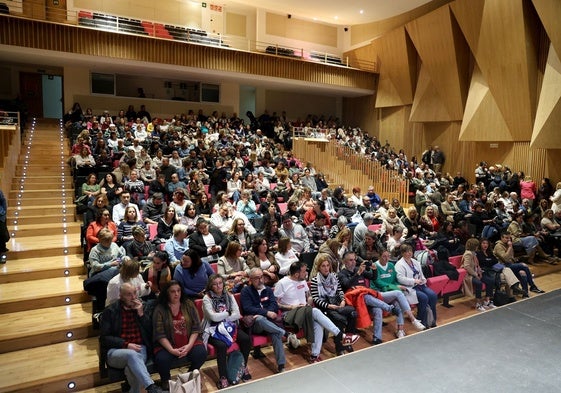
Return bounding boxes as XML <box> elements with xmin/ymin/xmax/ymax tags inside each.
<box><xmin>342</xmin><ymin>95</ymin><xmax>377</xmax><ymax>134</ymax></box>
<box><xmin>452</xmin><ymin>0</ymin><xmax>539</xmax><ymax>141</ymax></box>
<box><xmin>410</xmin><ymin>65</ymin><xmax>454</xmax><ymax>122</ymax></box>
<box><xmin>460</xmin><ymin>64</ymin><xmax>512</xmax><ymax>141</ymax></box>
<box><xmin>406</xmin><ymin>5</ymin><xmax>469</xmax><ymax>120</ymax></box>
<box><xmin>371</xmin><ymin>27</ymin><xmax>417</xmax><ymax>108</ymax></box>
<box><xmin>379</xmin><ymin>106</ymin><xmax>412</xmax><ymax>153</ymax></box>
<box><xmin>0</xmin><ymin>16</ymin><xmax>374</xmax><ymax>91</ymax></box>
<box><xmin>532</xmin><ymin>0</ymin><xmax>561</xmax><ymax>60</ymax></box>
<box><xmin>531</xmin><ymin>44</ymin><xmax>561</xmax><ymax>148</ymax></box>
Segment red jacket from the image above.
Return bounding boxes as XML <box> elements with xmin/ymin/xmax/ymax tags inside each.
<box><xmin>344</xmin><ymin>287</ymin><xmax>385</xmax><ymax>328</ymax></box>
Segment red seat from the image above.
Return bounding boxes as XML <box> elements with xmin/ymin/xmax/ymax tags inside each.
<box><xmin>278</xmin><ymin>203</ymin><xmax>288</xmax><ymax>215</ymax></box>
<box><xmin>441</xmin><ymin>268</ymin><xmax>467</xmax><ymax>307</ymax></box>
<box><xmin>448</xmin><ymin>255</ymin><xmax>463</xmax><ymax>269</ymax></box>
<box><xmin>147</xmin><ymin>223</ymin><xmax>157</xmax><ymax>241</ymax></box>
<box><xmin>210</xmin><ymin>263</ymin><xmax>218</xmax><ymax>273</ymax></box>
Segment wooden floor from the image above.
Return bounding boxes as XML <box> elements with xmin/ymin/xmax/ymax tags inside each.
<box><xmin>1</xmin><ymin>119</ymin><xmax>560</xmax><ymax>393</ymax></box>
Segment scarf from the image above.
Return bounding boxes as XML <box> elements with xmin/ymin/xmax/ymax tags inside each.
<box><xmin>316</xmin><ymin>272</ymin><xmax>338</xmax><ymax>300</ymax></box>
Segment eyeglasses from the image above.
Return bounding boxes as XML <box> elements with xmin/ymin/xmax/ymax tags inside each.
<box><xmin>250</xmin><ymin>275</ymin><xmax>263</xmax><ymax>280</ymax></box>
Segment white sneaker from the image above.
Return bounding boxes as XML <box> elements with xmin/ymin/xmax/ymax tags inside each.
<box><xmin>475</xmin><ymin>303</ymin><xmax>486</xmax><ymax>312</ymax></box>
<box><xmin>482</xmin><ymin>300</ymin><xmax>496</xmax><ymax>309</ymax></box>
<box><xmin>395</xmin><ymin>329</ymin><xmax>406</xmax><ymax>339</ymax></box>
<box><xmin>287</xmin><ymin>333</ymin><xmax>300</xmax><ymax>349</ymax></box>
<box><xmin>412</xmin><ymin>319</ymin><xmax>426</xmax><ymax>331</ymax></box>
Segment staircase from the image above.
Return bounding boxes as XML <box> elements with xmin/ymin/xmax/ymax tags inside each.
<box><xmin>0</xmin><ymin>119</ymin><xmax>97</xmax><ymax>393</ymax></box>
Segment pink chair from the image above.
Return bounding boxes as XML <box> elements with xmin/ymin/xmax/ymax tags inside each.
<box><xmin>368</xmin><ymin>224</ymin><xmax>382</xmax><ymax>232</ymax></box>
<box><xmin>426</xmin><ymin>265</ymin><xmax>449</xmax><ymax>297</ymax></box>
<box><xmin>441</xmin><ymin>268</ymin><xmax>467</xmax><ymax>307</ymax></box>
<box><xmin>278</xmin><ymin>203</ymin><xmax>288</xmax><ymax>215</ymax></box>
<box><xmin>147</xmin><ymin>223</ymin><xmax>158</xmax><ymax>241</ymax></box>
<box><xmin>448</xmin><ymin>255</ymin><xmax>463</xmax><ymax>269</ymax></box>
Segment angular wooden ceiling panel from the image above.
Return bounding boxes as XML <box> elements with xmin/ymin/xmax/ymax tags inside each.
<box><xmin>532</xmin><ymin>0</ymin><xmax>561</xmax><ymax>60</ymax></box>
<box><xmin>460</xmin><ymin>64</ymin><xmax>512</xmax><ymax>141</ymax></box>
<box><xmin>410</xmin><ymin>65</ymin><xmax>453</xmax><ymax>122</ymax></box>
<box><xmin>531</xmin><ymin>44</ymin><xmax>561</xmax><ymax>148</ymax></box>
<box><xmin>452</xmin><ymin>0</ymin><xmax>539</xmax><ymax>141</ymax></box>
<box><xmin>372</xmin><ymin>27</ymin><xmax>417</xmax><ymax>108</ymax></box>
<box><xmin>406</xmin><ymin>5</ymin><xmax>469</xmax><ymax>120</ymax></box>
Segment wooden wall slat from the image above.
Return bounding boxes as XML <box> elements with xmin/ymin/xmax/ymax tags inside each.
<box><xmin>0</xmin><ymin>14</ymin><xmax>376</xmax><ymax>91</ymax></box>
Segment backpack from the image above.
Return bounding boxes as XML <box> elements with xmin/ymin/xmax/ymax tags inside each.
<box><xmin>226</xmin><ymin>350</ymin><xmax>245</xmax><ymax>385</ymax></box>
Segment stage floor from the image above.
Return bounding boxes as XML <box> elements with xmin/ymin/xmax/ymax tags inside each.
<box><xmin>230</xmin><ymin>289</ymin><xmax>561</xmax><ymax>393</ymax></box>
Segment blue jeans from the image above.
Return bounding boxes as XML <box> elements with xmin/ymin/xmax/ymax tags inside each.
<box><xmin>107</xmin><ymin>345</ymin><xmax>153</xmax><ymax>393</ymax></box>
<box><xmin>508</xmin><ymin>263</ymin><xmax>534</xmax><ymax>291</ymax></box>
<box><xmin>154</xmin><ymin>343</ymin><xmax>207</xmax><ymax>383</ymax></box>
<box><xmin>364</xmin><ymin>294</ymin><xmax>393</xmax><ymax>340</ymax></box>
<box><xmin>414</xmin><ymin>285</ymin><xmax>437</xmax><ymax>327</ymax></box>
<box><xmin>380</xmin><ymin>290</ymin><xmax>407</xmax><ymax>325</ymax></box>
<box><xmin>471</xmin><ymin>275</ymin><xmax>496</xmax><ymax>299</ymax></box>
<box><xmin>310</xmin><ymin>307</ymin><xmax>340</xmax><ymax>357</ymax></box>
<box><xmin>252</xmin><ymin>315</ymin><xmax>286</xmax><ymax>367</ymax></box>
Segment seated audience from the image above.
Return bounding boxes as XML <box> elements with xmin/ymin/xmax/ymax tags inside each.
<box><xmin>461</xmin><ymin>238</ymin><xmax>496</xmax><ymax>311</ymax></box>
<box><xmin>395</xmin><ymin>244</ymin><xmax>438</xmax><ymax>328</ymax></box>
<box><xmin>89</xmin><ymin>228</ymin><xmax>126</xmax><ymax>277</ymax></box>
<box><xmin>152</xmin><ymin>281</ymin><xmax>208</xmax><ymax>391</ymax></box>
<box><xmin>141</xmin><ymin>251</ymin><xmax>172</xmax><ymax>299</ymax></box>
<box><xmin>106</xmin><ymin>257</ymin><xmax>151</xmax><ymax>306</ymax></box>
<box><xmin>240</xmin><ymin>267</ymin><xmax>298</xmax><ymax>372</ymax></box>
<box><xmin>164</xmin><ymin>224</ymin><xmax>190</xmax><ymax>267</ymax></box>
<box><xmin>99</xmin><ymin>283</ymin><xmax>163</xmax><ymax>393</ymax></box>
<box><xmin>217</xmin><ymin>241</ymin><xmax>250</xmax><ymax>291</ymax></box>
<box><xmin>189</xmin><ymin>218</ymin><xmax>228</xmax><ymax>263</ymax></box>
<box><xmin>310</xmin><ymin>255</ymin><xmax>358</xmax><ymax>355</ymax></box>
<box><xmin>274</xmin><ymin>237</ymin><xmax>300</xmax><ymax>276</ymax></box>
<box><xmin>173</xmin><ymin>249</ymin><xmax>214</xmax><ymax>300</ymax></box>
<box><xmin>86</xmin><ymin>208</ymin><xmax>117</xmax><ymax>252</ymax></box>
<box><xmin>117</xmin><ymin>207</ymin><xmax>146</xmax><ymax>245</ymax></box>
<box><xmin>202</xmin><ymin>274</ymin><xmax>251</xmax><ymax>389</ymax></box>
<box><xmin>245</xmin><ymin>236</ymin><xmax>280</xmax><ymax>286</ymax></box>
<box><xmin>273</xmin><ymin>261</ymin><xmax>359</xmax><ymax>363</ymax></box>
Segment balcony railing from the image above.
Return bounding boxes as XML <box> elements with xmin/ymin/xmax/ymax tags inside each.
<box><xmin>3</xmin><ymin>0</ymin><xmax>377</xmax><ymax>73</ymax></box>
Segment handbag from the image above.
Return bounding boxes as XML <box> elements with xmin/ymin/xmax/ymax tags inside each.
<box><xmin>169</xmin><ymin>369</ymin><xmax>201</xmax><ymax>393</ymax></box>
<box><xmin>492</xmin><ymin>263</ymin><xmax>505</xmax><ymax>272</ymax></box>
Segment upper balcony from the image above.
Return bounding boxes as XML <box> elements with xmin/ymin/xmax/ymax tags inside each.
<box><xmin>0</xmin><ymin>8</ymin><xmax>377</xmax><ymax>93</ymax></box>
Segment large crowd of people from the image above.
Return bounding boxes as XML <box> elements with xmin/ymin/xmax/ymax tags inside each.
<box><xmin>71</xmin><ymin>103</ymin><xmax>560</xmax><ymax>391</ymax></box>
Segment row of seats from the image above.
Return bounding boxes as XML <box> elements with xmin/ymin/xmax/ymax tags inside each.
<box><xmin>310</xmin><ymin>51</ymin><xmax>343</xmax><ymax>65</ymax></box>
<box><xmin>77</xmin><ymin>10</ymin><xmax>224</xmax><ymax>46</ymax></box>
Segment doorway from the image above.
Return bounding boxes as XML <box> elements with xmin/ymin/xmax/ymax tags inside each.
<box><xmin>42</xmin><ymin>74</ymin><xmax>63</xmax><ymax>119</ymax></box>
<box><xmin>19</xmin><ymin>72</ymin><xmax>63</xmax><ymax>119</ymax></box>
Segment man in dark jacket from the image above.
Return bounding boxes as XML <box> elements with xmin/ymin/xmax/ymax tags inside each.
<box><xmin>240</xmin><ymin>268</ymin><xmax>299</xmax><ymax>373</ymax></box>
<box><xmin>100</xmin><ymin>283</ymin><xmax>162</xmax><ymax>393</ymax></box>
